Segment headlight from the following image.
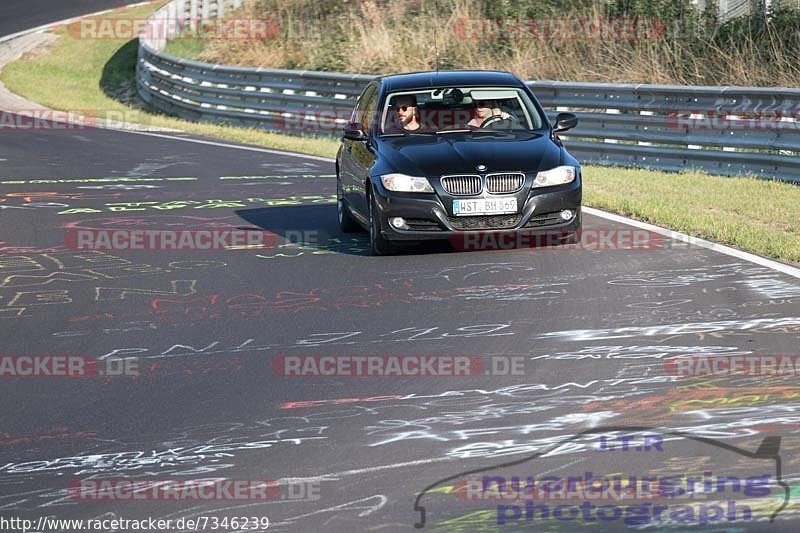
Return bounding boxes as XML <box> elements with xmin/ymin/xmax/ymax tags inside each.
<box><xmin>533</xmin><ymin>166</ymin><xmax>576</xmax><ymax>188</ymax></box>
<box><xmin>380</xmin><ymin>173</ymin><xmax>434</xmax><ymax>193</ymax></box>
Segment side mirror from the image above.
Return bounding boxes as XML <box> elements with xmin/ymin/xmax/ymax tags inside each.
<box><xmin>343</xmin><ymin>123</ymin><xmax>368</xmax><ymax>141</ymax></box>
<box><xmin>553</xmin><ymin>112</ymin><xmax>578</xmax><ymax>133</ymax></box>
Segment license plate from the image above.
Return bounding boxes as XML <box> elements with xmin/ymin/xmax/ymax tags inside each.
<box><xmin>453</xmin><ymin>197</ymin><xmax>517</xmax><ymax>216</ymax></box>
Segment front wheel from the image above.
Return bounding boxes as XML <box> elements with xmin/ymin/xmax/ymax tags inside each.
<box><xmin>337</xmin><ymin>180</ymin><xmax>361</xmax><ymax>233</ymax></box>
<box><xmin>368</xmin><ymin>192</ymin><xmax>396</xmax><ymax>256</ymax></box>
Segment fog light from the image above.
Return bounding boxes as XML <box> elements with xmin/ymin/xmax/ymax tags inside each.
<box><xmin>560</xmin><ymin>210</ymin><xmax>574</xmax><ymax>220</ymax></box>
<box><xmin>390</xmin><ymin>217</ymin><xmax>408</xmax><ymax>230</ymax></box>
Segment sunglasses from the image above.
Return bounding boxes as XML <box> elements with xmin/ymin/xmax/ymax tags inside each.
<box><xmin>395</xmin><ymin>104</ymin><xmax>415</xmax><ymax>111</ymax></box>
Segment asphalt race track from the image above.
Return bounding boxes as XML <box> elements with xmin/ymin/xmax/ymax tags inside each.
<box><xmin>3</xmin><ymin>5</ymin><xmax>800</xmax><ymax>531</ymax></box>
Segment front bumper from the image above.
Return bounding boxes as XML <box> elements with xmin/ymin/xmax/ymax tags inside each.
<box><xmin>371</xmin><ymin>178</ymin><xmax>582</xmax><ymax>241</ymax></box>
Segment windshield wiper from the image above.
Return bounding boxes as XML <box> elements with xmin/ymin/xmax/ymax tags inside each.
<box><xmin>380</xmin><ymin>131</ymin><xmax>437</xmax><ymax>137</ymax></box>
<box><xmin>469</xmin><ymin>129</ymin><xmax>524</xmax><ymax>134</ymax></box>
<box><xmin>435</xmin><ymin>129</ymin><xmax>472</xmax><ymax>134</ymax></box>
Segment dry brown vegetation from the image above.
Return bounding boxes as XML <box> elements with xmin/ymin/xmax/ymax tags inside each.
<box><xmin>185</xmin><ymin>0</ymin><xmax>800</xmax><ymax>86</ymax></box>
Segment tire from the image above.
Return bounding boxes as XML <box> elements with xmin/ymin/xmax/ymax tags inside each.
<box><xmin>368</xmin><ymin>192</ymin><xmax>396</xmax><ymax>256</ymax></box>
<box><xmin>337</xmin><ymin>180</ymin><xmax>361</xmax><ymax>233</ymax></box>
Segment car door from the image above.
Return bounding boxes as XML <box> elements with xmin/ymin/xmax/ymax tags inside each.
<box><xmin>341</xmin><ymin>83</ymin><xmax>378</xmax><ymax>219</ymax></box>
<box><xmin>349</xmin><ymin>84</ymin><xmax>379</xmax><ymax>217</ymax></box>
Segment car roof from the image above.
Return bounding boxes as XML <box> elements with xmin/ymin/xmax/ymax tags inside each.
<box><xmin>376</xmin><ymin>70</ymin><xmax>527</xmax><ymax>92</ymax></box>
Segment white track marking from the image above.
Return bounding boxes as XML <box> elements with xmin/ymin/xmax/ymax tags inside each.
<box><xmin>273</xmin><ymin>456</ymin><xmax>455</xmax><ymax>485</ymax></box>
<box><xmin>110</xmin><ymin>130</ymin><xmax>335</xmax><ymax>162</ymax></box>
<box><xmin>583</xmin><ymin>206</ymin><xmax>800</xmax><ymax>279</ymax></box>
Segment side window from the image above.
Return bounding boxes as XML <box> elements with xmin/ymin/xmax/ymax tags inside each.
<box><xmin>360</xmin><ymin>88</ymin><xmax>378</xmax><ymax>132</ymax></box>
<box><xmin>351</xmin><ymin>84</ymin><xmax>377</xmax><ymax>130</ymax></box>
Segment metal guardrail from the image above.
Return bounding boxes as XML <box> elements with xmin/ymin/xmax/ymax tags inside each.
<box><xmin>136</xmin><ymin>0</ymin><xmax>800</xmax><ymax>182</ymax></box>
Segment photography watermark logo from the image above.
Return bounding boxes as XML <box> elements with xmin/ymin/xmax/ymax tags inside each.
<box><xmin>0</xmin><ymin>109</ymin><xmax>141</xmax><ymax>130</ymax></box>
<box><xmin>67</xmin><ymin>479</ymin><xmax>320</xmax><ymax>501</ymax></box>
<box><xmin>595</xmin><ymin>433</ymin><xmax>664</xmax><ymax>452</ymax></box>
<box><xmin>0</xmin><ymin>355</ymin><xmax>138</xmax><ymax>377</ymax></box>
<box><xmin>272</xmin><ymin>355</ymin><xmax>525</xmax><ymax>377</ymax></box>
<box><xmin>450</xmin><ymin>228</ymin><xmax>667</xmax><ymax>252</ymax></box>
<box><xmin>665</xmin><ymin>354</ymin><xmax>800</xmax><ymax>377</ymax></box>
<box><xmin>67</xmin><ymin>17</ymin><xmax>280</xmax><ymax>40</ymax></box>
<box><xmin>490</xmin><ymin>480</ymin><xmax>766</xmax><ymax>526</ymax></box>
<box><xmin>452</xmin><ymin>18</ymin><xmax>666</xmax><ymax>41</ymax></box>
<box><xmin>64</xmin><ymin>228</ymin><xmax>279</xmax><ymax>251</ymax></box>
<box><xmin>413</xmin><ymin>426</ymin><xmax>789</xmax><ymax>528</ymax></box>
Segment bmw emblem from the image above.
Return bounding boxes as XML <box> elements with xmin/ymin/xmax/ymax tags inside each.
<box><xmin>476</xmin><ymin>164</ymin><xmax>487</xmax><ymax>171</ymax></box>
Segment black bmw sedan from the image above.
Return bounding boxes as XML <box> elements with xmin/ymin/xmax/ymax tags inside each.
<box><xmin>336</xmin><ymin>70</ymin><xmax>581</xmax><ymax>255</ymax></box>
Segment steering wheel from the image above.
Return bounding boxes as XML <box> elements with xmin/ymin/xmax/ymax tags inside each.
<box><xmin>480</xmin><ymin>114</ymin><xmax>516</xmax><ymax>129</ymax></box>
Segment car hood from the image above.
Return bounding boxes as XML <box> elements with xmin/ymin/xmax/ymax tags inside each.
<box><xmin>377</xmin><ymin>132</ymin><xmax>563</xmax><ymax>176</ymax></box>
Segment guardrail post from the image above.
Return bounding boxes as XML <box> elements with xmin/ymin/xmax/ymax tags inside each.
<box><xmin>175</xmin><ymin>0</ymin><xmax>186</xmax><ymax>39</ymax></box>
<box><xmin>166</xmin><ymin>1</ymin><xmax>177</xmax><ymax>42</ymax></box>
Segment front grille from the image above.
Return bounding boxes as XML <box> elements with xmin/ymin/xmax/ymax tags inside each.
<box><xmin>447</xmin><ymin>214</ymin><xmax>522</xmax><ymax>230</ymax></box>
<box><xmin>525</xmin><ymin>211</ymin><xmax>568</xmax><ymax>227</ymax></box>
<box><xmin>405</xmin><ymin>218</ymin><xmax>443</xmax><ymax>231</ymax></box>
<box><xmin>486</xmin><ymin>173</ymin><xmax>524</xmax><ymax>193</ymax></box>
<box><xmin>441</xmin><ymin>175</ymin><xmax>482</xmax><ymax>195</ymax></box>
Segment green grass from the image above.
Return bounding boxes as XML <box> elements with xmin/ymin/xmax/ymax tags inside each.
<box><xmin>163</xmin><ymin>35</ymin><xmax>207</xmax><ymax>59</ymax></box>
<box><xmin>583</xmin><ymin>167</ymin><xmax>800</xmax><ymax>264</ymax></box>
<box><xmin>2</xmin><ymin>2</ymin><xmax>799</xmax><ymax>265</ymax></box>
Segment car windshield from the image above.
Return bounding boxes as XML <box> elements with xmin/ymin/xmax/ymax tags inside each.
<box><xmin>381</xmin><ymin>87</ymin><xmax>544</xmax><ymax>134</ymax></box>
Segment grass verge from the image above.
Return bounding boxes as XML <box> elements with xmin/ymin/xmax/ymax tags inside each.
<box><xmin>1</xmin><ymin>3</ymin><xmax>799</xmax><ymax>265</ymax></box>
<box><xmin>584</xmin><ymin>167</ymin><xmax>800</xmax><ymax>264</ymax></box>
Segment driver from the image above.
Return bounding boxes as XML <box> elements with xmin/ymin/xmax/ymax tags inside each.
<box><xmin>468</xmin><ymin>99</ymin><xmax>513</xmax><ymax>129</ymax></box>
<box><xmin>394</xmin><ymin>95</ymin><xmax>421</xmax><ymax>131</ymax></box>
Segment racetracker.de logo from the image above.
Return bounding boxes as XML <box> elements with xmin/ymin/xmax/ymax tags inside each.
<box><xmin>64</xmin><ymin>228</ymin><xmax>279</xmax><ymax>251</ymax></box>
<box><xmin>0</xmin><ymin>110</ymin><xmax>139</xmax><ymax>130</ymax></box>
<box><xmin>452</xmin><ymin>18</ymin><xmax>665</xmax><ymax>40</ymax></box>
<box><xmin>0</xmin><ymin>356</ymin><xmax>138</xmax><ymax>377</ymax></box>
<box><xmin>67</xmin><ymin>17</ymin><xmax>280</xmax><ymax>40</ymax></box>
<box><xmin>665</xmin><ymin>354</ymin><xmax>800</xmax><ymax>377</ymax></box>
<box><xmin>67</xmin><ymin>479</ymin><xmax>280</xmax><ymax>500</ymax></box>
<box><xmin>665</xmin><ymin>110</ymin><xmax>800</xmax><ymax>130</ymax></box>
<box><xmin>449</xmin><ymin>228</ymin><xmax>665</xmax><ymax>252</ymax></box>
<box><xmin>272</xmin><ymin>355</ymin><xmax>486</xmax><ymax>377</ymax></box>
<box><xmin>275</xmin><ymin>109</ymin><xmax>475</xmax><ymax>133</ymax></box>
<box><xmin>453</xmin><ymin>475</ymin><xmax>664</xmax><ymax>502</ymax></box>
